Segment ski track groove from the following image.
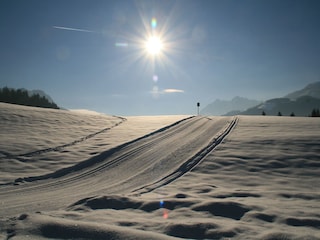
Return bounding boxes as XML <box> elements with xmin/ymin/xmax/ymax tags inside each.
<box><xmin>1</xmin><ymin>116</ymin><xmax>126</xmax><ymax>160</ymax></box>
<box><xmin>0</xmin><ymin>116</ymin><xmax>238</xmax><ymax>217</ymax></box>
<box><xmin>69</xmin><ymin>117</ymin><xmax>212</xmax><ymax>188</ymax></box>
<box><xmin>71</xmin><ymin>116</ymin><xmax>208</xmax><ymax>181</ymax></box>
<box><xmin>29</xmin><ymin>117</ymin><xmax>201</xmax><ymax>190</ymax></box>
<box><xmin>132</xmin><ymin>116</ymin><xmax>238</xmax><ymax>195</ymax></box>
<box><xmin>6</xmin><ymin>116</ymin><xmax>195</xmax><ymax>189</ymax></box>
<box><xmin>36</xmin><ymin>117</ymin><xmax>231</xmax><ymax>193</ymax></box>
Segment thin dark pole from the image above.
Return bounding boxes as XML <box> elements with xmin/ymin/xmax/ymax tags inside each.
<box><xmin>197</xmin><ymin>102</ymin><xmax>200</xmax><ymax>115</ymax></box>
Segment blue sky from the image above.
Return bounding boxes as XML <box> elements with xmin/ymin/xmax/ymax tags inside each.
<box><xmin>1</xmin><ymin>0</ymin><xmax>320</xmax><ymax>115</ymax></box>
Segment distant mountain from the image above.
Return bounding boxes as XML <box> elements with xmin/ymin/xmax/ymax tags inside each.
<box><xmin>201</xmin><ymin>96</ymin><xmax>261</xmax><ymax>116</ymax></box>
<box><xmin>285</xmin><ymin>81</ymin><xmax>320</xmax><ymax>100</ymax></box>
<box><xmin>239</xmin><ymin>81</ymin><xmax>320</xmax><ymax>116</ymax></box>
<box><xmin>241</xmin><ymin>96</ymin><xmax>320</xmax><ymax>116</ymax></box>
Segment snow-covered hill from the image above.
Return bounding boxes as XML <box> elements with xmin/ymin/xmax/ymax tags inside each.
<box><xmin>0</xmin><ymin>103</ymin><xmax>319</xmax><ymax>239</ymax></box>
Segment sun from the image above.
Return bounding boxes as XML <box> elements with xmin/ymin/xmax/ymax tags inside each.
<box><xmin>145</xmin><ymin>36</ymin><xmax>163</xmax><ymax>55</ymax></box>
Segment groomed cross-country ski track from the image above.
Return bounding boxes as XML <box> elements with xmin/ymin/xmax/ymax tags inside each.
<box><xmin>0</xmin><ymin>116</ymin><xmax>237</xmax><ymax>217</ymax></box>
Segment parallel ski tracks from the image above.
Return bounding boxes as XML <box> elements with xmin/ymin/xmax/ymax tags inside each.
<box><xmin>132</xmin><ymin>116</ymin><xmax>238</xmax><ymax>195</ymax></box>
<box><xmin>11</xmin><ymin>116</ymin><xmax>203</xmax><ymax>189</ymax></box>
<box><xmin>2</xmin><ymin>116</ymin><xmax>195</xmax><ymax>189</ymax></box>
<box><xmin>0</xmin><ymin>116</ymin><xmax>238</xmax><ymax>214</ymax></box>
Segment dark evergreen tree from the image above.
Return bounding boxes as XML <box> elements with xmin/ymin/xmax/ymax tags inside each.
<box><xmin>311</xmin><ymin>108</ymin><xmax>320</xmax><ymax>117</ymax></box>
<box><xmin>0</xmin><ymin>87</ymin><xmax>59</xmax><ymax>109</ymax></box>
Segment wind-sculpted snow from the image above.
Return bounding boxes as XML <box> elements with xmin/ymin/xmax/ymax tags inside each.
<box><xmin>0</xmin><ymin>104</ymin><xmax>319</xmax><ymax>239</ymax></box>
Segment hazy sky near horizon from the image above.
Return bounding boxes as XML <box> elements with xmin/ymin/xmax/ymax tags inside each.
<box><xmin>1</xmin><ymin>0</ymin><xmax>320</xmax><ymax>115</ymax></box>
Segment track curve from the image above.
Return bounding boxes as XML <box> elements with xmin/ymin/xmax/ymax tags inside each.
<box><xmin>0</xmin><ymin>116</ymin><xmax>237</xmax><ymax>217</ymax></box>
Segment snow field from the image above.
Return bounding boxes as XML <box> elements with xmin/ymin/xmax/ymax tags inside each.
<box><xmin>0</xmin><ymin>103</ymin><xmax>319</xmax><ymax>239</ymax></box>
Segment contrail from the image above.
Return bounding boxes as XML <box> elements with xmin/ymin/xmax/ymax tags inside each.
<box><xmin>53</xmin><ymin>26</ymin><xmax>94</xmax><ymax>33</ymax></box>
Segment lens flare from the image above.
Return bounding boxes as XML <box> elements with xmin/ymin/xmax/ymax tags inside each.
<box><xmin>159</xmin><ymin>199</ymin><xmax>168</xmax><ymax>219</ymax></box>
<box><xmin>163</xmin><ymin>209</ymin><xmax>169</xmax><ymax>219</ymax></box>
<box><xmin>159</xmin><ymin>199</ymin><xmax>164</xmax><ymax>208</ymax></box>
<box><xmin>115</xmin><ymin>42</ymin><xmax>128</xmax><ymax>47</ymax></box>
<box><xmin>151</xmin><ymin>86</ymin><xmax>160</xmax><ymax>99</ymax></box>
<box><xmin>153</xmin><ymin>75</ymin><xmax>158</xmax><ymax>82</ymax></box>
<box><xmin>151</xmin><ymin>18</ymin><xmax>157</xmax><ymax>29</ymax></box>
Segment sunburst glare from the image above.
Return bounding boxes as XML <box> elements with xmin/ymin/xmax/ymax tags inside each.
<box><xmin>145</xmin><ymin>35</ymin><xmax>163</xmax><ymax>55</ymax></box>
<box><xmin>108</xmin><ymin>1</ymin><xmax>192</xmax><ymax>93</ymax></box>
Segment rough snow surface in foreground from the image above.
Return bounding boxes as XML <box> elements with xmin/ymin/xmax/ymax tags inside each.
<box><xmin>146</xmin><ymin>116</ymin><xmax>320</xmax><ymax>239</ymax></box>
<box><xmin>0</xmin><ymin>105</ymin><xmax>319</xmax><ymax>240</ymax></box>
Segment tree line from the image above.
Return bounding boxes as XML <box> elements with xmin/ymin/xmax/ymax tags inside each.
<box><xmin>310</xmin><ymin>108</ymin><xmax>320</xmax><ymax>117</ymax></box>
<box><xmin>0</xmin><ymin>87</ymin><xmax>59</xmax><ymax>109</ymax></box>
<box><xmin>262</xmin><ymin>109</ymin><xmax>320</xmax><ymax>117</ymax></box>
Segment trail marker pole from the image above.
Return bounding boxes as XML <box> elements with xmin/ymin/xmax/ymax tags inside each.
<box><xmin>197</xmin><ymin>102</ymin><xmax>200</xmax><ymax>115</ymax></box>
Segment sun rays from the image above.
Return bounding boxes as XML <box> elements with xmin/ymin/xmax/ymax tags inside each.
<box><xmin>109</xmin><ymin>2</ymin><xmax>191</xmax><ymax>99</ymax></box>
<box><xmin>145</xmin><ymin>35</ymin><xmax>163</xmax><ymax>55</ymax></box>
